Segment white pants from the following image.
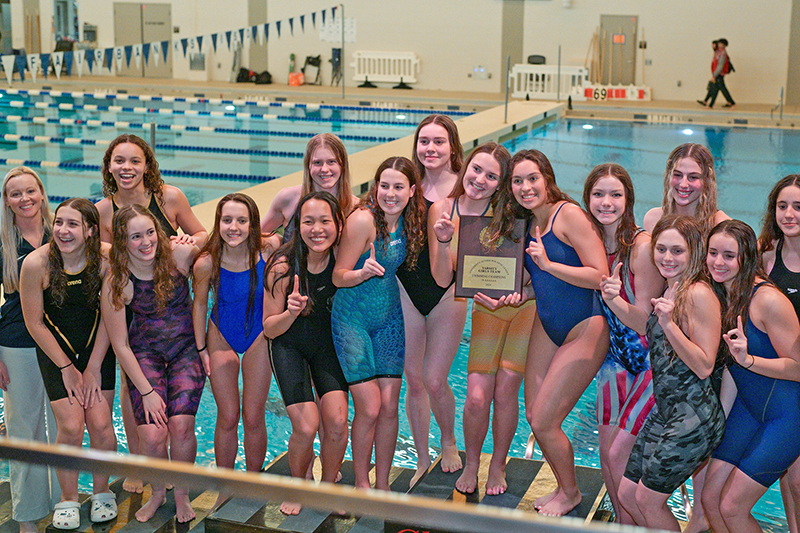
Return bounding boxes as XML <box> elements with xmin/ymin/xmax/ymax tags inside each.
<box><xmin>0</xmin><ymin>345</ymin><xmax>60</xmax><ymax>522</ymax></box>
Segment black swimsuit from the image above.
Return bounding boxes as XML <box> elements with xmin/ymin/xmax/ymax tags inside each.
<box><xmin>36</xmin><ymin>269</ymin><xmax>116</xmax><ymax>401</ymax></box>
<box><xmin>769</xmin><ymin>240</ymin><xmax>800</xmax><ymax>317</ymax></box>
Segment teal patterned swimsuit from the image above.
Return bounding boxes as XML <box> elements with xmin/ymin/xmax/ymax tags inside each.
<box><xmin>332</xmin><ymin>217</ymin><xmax>407</xmax><ymax>384</ymax></box>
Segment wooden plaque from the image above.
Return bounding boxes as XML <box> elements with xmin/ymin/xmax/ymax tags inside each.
<box><xmin>455</xmin><ymin>215</ymin><xmax>525</xmax><ymax>299</ymax></box>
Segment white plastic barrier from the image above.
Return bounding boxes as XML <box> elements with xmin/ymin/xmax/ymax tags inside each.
<box><xmin>351</xmin><ymin>51</ymin><xmax>420</xmax><ymax>84</ymax></box>
<box><xmin>510</xmin><ymin>64</ymin><xmax>589</xmax><ymax>101</ymax></box>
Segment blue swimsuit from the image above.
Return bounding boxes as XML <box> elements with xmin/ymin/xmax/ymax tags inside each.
<box><xmin>712</xmin><ymin>285</ymin><xmax>800</xmax><ymax>487</ymax></box>
<box><xmin>524</xmin><ymin>203</ymin><xmax>603</xmax><ymax>346</ymax></box>
<box><xmin>210</xmin><ymin>256</ymin><xmax>266</xmax><ymax>353</ymax></box>
<box><xmin>332</xmin><ymin>217</ymin><xmax>407</xmax><ymax>384</ymax></box>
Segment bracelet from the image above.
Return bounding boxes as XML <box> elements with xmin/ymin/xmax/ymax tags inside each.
<box><xmin>197</xmin><ymin>344</ymin><xmax>207</xmax><ymax>352</ymax></box>
<box><xmin>745</xmin><ymin>354</ymin><xmax>755</xmax><ymax>369</ymax></box>
<box><xmin>437</xmin><ymin>236</ymin><xmax>452</xmax><ymax>244</ymax></box>
<box><xmin>141</xmin><ymin>388</ymin><xmax>155</xmax><ymax>397</ymax></box>
<box><xmin>57</xmin><ymin>361</ymin><xmax>73</xmax><ymax>370</ymax></box>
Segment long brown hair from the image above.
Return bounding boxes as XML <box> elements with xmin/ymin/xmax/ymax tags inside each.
<box><xmin>102</xmin><ymin>134</ymin><xmax>165</xmax><ymax>200</ymax></box>
<box><xmin>1</xmin><ymin>166</ymin><xmax>53</xmax><ymax>292</ymax></box>
<box><xmin>448</xmin><ymin>142</ymin><xmax>510</xmax><ymax>204</ymax></box>
<box><xmin>199</xmin><ymin>193</ymin><xmax>267</xmax><ymax>336</ymax></box>
<box><xmin>583</xmin><ymin>163</ymin><xmax>639</xmax><ymax>265</ymax></box>
<box><xmin>47</xmin><ymin>198</ymin><xmax>102</xmax><ymax>308</ymax></box>
<box><xmin>758</xmin><ymin>174</ymin><xmax>800</xmax><ymax>253</ymax></box>
<box><xmin>651</xmin><ymin>215</ymin><xmax>711</xmax><ymax>330</ymax></box>
<box><xmin>661</xmin><ymin>143</ymin><xmax>718</xmax><ymax>236</ymax></box>
<box><xmin>360</xmin><ymin>156</ymin><xmax>425</xmax><ymax>269</ymax></box>
<box><xmin>302</xmin><ymin>133</ymin><xmax>354</xmax><ymax>217</ymax></box>
<box><xmin>487</xmin><ymin>149</ymin><xmax>576</xmax><ymax>243</ymax></box>
<box><xmin>108</xmin><ymin>204</ymin><xmax>175</xmax><ymax>310</ymax></box>
<box><xmin>412</xmin><ymin>114</ymin><xmax>464</xmax><ymax>179</ymax></box>
<box><xmin>707</xmin><ymin>220</ymin><xmax>771</xmax><ymax>342</ymax></box>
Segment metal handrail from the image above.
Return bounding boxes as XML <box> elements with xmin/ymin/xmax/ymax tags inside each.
<box><xmin>0</xmin><ymin>438</ymin><xmax>655</xmax><ymax>533</ymax></box>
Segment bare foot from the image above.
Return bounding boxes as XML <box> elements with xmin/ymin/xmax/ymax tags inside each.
<box><xmin>534</xmin><ymin>487</ymin><xmax>558</xmax><ymax>510</ymax></box>
<box><xmin>174</xmin><ymin>490</ymin><xmax>196</xmax><ymax>523</ymax></box>
<box><xmin>485</xmin><ymin>464</ymin><xmax>507</xmax><ymax>495</ymax></box>
<box><xmin>440</xmin><ymin>444</ymin><xmax>462</xmax><ymax>473</ymax></box>
<box><xmin>135</xmin><ymin>491</ymin><xmax>167</xmax><ymax>522</ymax></box>
<box><xmin>280</xmin><ymin>501</ymin><xmax>302</xmax><ymax>515</ymax></box>
<box><xmin>409</xmin><ymin>457</ymin><xmax>431</xmax><ymax>489</ymax></box>
<box><xmin>18</xmin><ymin>521</ymin><xmax>38</xmax><ymax>533</ymax></box>
<box><xmin>538</xmin><ymin>489</ymin><xmax>581</xmax><ymax>517</ymax></box>
<box><xmin>123</xmin><ymin>477</ymin><xmax>144</xmax><ymax>493</ymax></box>
<box><xmin>454</xmin><ymin>463</ymin><xmax>479</xmax><ymax>494</ymax></box>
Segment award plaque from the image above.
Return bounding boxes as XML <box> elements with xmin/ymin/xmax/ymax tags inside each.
<box><xmin>455</xmin><ymin>215</ymin><xmax>526</xmax><ymax>299</ymax></box>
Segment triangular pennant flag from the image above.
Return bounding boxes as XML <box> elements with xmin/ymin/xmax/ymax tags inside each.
<box><xmin>40</xmin><ymin>53</ymin><xmax>50</xmax><ymax>79</ymax></box>
<box><xmin>93</xmin><ymin>48</ymin><xmax>102</xmax><ymax>72</ymax></box>
<box><xmin>276</xmin><ymin>20</ymin><xmax>281</xmax><ymax>37</ymax></box>
<box><xmin>211</xmin><ymin>33</ymin><xmax>218</xmax><ymax>52</ymax></box>
<box><xmin>161</xmin><ymin>41</ymin><xmax>169</xmax><ymax>62</ymax></box>
<box><xmin>241</xmin><ymin>27</ymin><xmax>250</xmax><ymax>45</ymax></box>
<box><xmin>332</xmin><ymin>6</ymin><xmax>337</xmax><ymax>20</ymax></box>
<box><xmin>142</xmin><ymin>43</ymin><xmax>150</xmax><ymax>65</ymax></box>
<box><xmin>312</xmin><ymin>12</ymin><xmax>316</xmax><ymax>28</ymax></box>
<box><xmin>104</xmin><ymin>48</ymin><xmax>114</xmax><ymax>72</ymax></box>
<box><xmin>152</xmin><ymin>41</ymin><xmax>161</xmax><ymax>66</ymax></box>
<box><xmin>196</xmin><ymin>36</ymin><xmax>204</xmax><ymax>54</ymax></box>
<box><xmin>188</xmin><ymin>37</ymin><xmax>197</xmax><ymax>55</ymax></box>
<box><xmin>172</xmin><ymin>40</ymin><xmax>180</xmax><ymax>60</ymax></box>
<box><xmin>300</xmin><ymin>15</ymin><xmax>305</xmax><ymax>32</ymax></box>
<box><xmin>225</xmin><ymin>31</ymin><xmax>232</xmax><ymax>50</ymax></box>
<box><xmin>51</xmin><ymin>51</ymin><xmax>63</xmax><ymax>79</ymax></box>
<box><xmin>26</xmin><ymin>53</ymin><xmax>39</xmax><ymax>82</ymax></box>
<box><xmin>180</xmin><ymin>38</ymin><xmax>188</xmax><ymax>57</ymax></box>
<box><xmin>63</xmin><ymin>51</ymin><xmax>73</xmax><ymax>76</ymax></box>
<box><xmin>133</xmin><ymin>44</ymin><xmax>142</xmax><ymax>69</ymax></box>
<box><xmin>86</xmin><ymin>50</ymin><xmax>95</xmax><ymax>72</ymax></box>
<box><xmin>238</xmin><ymin>28</ymin><xmax>244</xmax><ymax>44</ymax></box>
<box><xmin>74</xmin><ymin>50</ymin><xmax>84</xmax><ymax>77</ymax></box>
<box><xmin>114</xmin><ymin>46</ymin><xmax>124</xmax><ymax>71</ymax></box>
<box><xmin>322</xmin><ymin>9</ymin><xmax>326</xmax><ymax>25</ymax></box>
<box><xmin>289</xmin><ymin>18</ymin><xmax>294</xmax><ymax>36</ymax></box>
<box><xmin>2</xmin><ymin>55</ymin><xmax>16</xmax><ymax>85</ymax></box>
<box><xmin>252</xmin><ymin>25</ymin><xmax>261</xmax><ymax>45</ymax></box>
<box><xmin>264</xmin><ymin>23</ymin><xmax>269</xmax><ymax>42</ymax></box>
<box><xmin>15</xmin><ymin>55</ymin><xmax>26</xmax><ymax>81</ymax></box>
<box><xmin>124</xmin><ymin>45</ymin><xmax>133</xmax><ymax>68</ymax></box>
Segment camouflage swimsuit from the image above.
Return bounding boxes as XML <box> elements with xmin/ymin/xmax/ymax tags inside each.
<box><xmin>622</xmin><ymin>311</ymin><xmax>725</xmax><ymax>493</ymax></box>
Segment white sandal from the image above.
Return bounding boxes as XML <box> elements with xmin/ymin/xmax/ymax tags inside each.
<box><xmin>53</xmin><ymin>501</ymin><xmax>80</xmax><ymax>530</ymax></box>
<box><xmin>90</xmin><ymin>492</ymin><xmax>118</xmax><ymax>523</ymax></box>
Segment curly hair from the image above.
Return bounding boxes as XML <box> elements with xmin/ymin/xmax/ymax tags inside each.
<box><xmin>707</xmin><ymin>220</ymin><xmax>771</xmax><ymax>365</ymax></box>
<box><xmin>360</xmin><ymin>156</ymin><xmax>425</xmax><ymax>269</ymax></box>
<box><xmin>47</xmin><ymin>198</ymin><xmax>103</xmax><ymax>309</ymax></box>
<box><xmin>661</xmin><ymin>143</ymin><xmax>719</xmax><ymax>236</ymax></box>
<box><xmin>412</xmin><ymin>114</ymin><xmax>464</xmax><ymax>179</ymax></box>
<box><xmin>583</xmin><ymin>163</ymin><xmax>639</xmax><ymax>265</ymax></box>
<box><xmin>486</xmin><ymin>149</ymin><xmax>576</xmax><ymax>243</ymax></box>
<box><xmin>651</xmin><ymin>215</ymin><xmax>712</xmax><ymax>332</ymax></box>
<box><xmin>265</xmin><ymin>191</ymin><xmax>344</xmax><ymax>316</ymax></box>
<box><xmin>108</xmin><ymin>204</ymin><xmax>175</xmax><ymax>311</ymax></box>
<box><xmin>199</xmin><ymin>193</ymin><xmax>267</xmax><ymax>336</ymax></box>
<box><xmin>101</xmin><ymin>134</ymin><xmax>165</xmax><ymax>200</ymax></box>
<box><xmin>302</xmin><ymin>133</ymin><xmax>355</xmax><ymax>218</ymax></box>
<box><xmin>1</xmin><ymin>166</ymin><xmax>53</xmax><ymax>292</ymax></box>
<box><xmin>758</xmin><ymin>174</ymin><xmax>800</xmax><ymax>253</ymax></box>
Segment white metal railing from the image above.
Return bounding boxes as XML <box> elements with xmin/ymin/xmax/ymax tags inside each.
<box><xmin>510</xmin><ymin>64</ymin><xmax>589</xmax><ymax>101</ymax></box>
<box><xmin>351</xmin><ymin>51</ymin><xmax>420</xmax><ymax>84</ymax></box>
<box><xmin>0</xmin><ymin>438</ymin><xmax>654</xmax><ymax>533</ymax></box>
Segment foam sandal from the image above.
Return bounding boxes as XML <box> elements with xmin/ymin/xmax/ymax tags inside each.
<box><xmin>52</xmin><ymin>500</ymin><xmax>80</xmax><ymax>530</ymax></box>
<box><xmin>90</xmin><ymin>492</ymin><xmax>118</xmax><ymax>523</ymax></box>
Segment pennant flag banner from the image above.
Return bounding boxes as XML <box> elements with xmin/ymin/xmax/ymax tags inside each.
<box><xmin>114</xmin><ymin>46</ymin><xmax>124</xmax><ymax>71</ymax></box>
<box><xmin>124</xmin><ymin>45</ymin><xmax>133</xmax><ymax>68</ymax></box>
<box><xmin>264</xmin><ymin>23</ymin><xmax>269</xmax><ymax>42</ymax></box>
<box><xmin>253</xmin><ymin>25</ymin><xmax>261</xmax><ymax>45</ymax></box>
<box><xmin>40</xmin><ymin>54</ymin><xmax>50</xmax><ymax>79</ymax></box>
<box><xmin>15</xmin><ymin>55</ymin><xmax>26</xmax><ymax>81</ymax></box>
<box><xmin>211</xmin><ymin>33</ymin><xmax>218</xmax><ymax>52</ymax></box>
<box><xmin>75</xmin><ymin>49</ymin><xmax>84</xmax><ymax>77</ymax></box>
<box><xmin>151</xmin><ymin>42</ymin><xmax>161</xmax><ymax>66</ymax></box>
<box><xmin>312</xmin><ymin>12</ymin><xmax>316</xmax><ymax>28</ymax></box>
<box><xmin>180</xmin><ymin>38</ymin><xmax>188</xmax><ymax>57</ymax></box>
<box><xmin>322</xmin><ymin>9</ymin><xmax>326</xmax><ymax>25</ymax></box>
<box><xmin>26</xmin><ymin>54</ymin><xmax>39</xmax><ymax>82</ymax></box>
<box><xmin>197</xmin><ymin>36</ymin><xmax>204</xmax><ymax>54</ymax></box>
<box><xmin>52</xmin><ymin>51</ymin><xmax>63</xmax><ymax>79</ymax></box>
<box><xmin>238</xmin><ymin>28</ymin><xmax>244</xmax><ymax>45</ymax></box>
<box><xmin>225</xmin><ymin>31</ymin><xmax>232</xmax><ymax>50</ymax></box>
<box><xmin>276</xmin><ymin>20</ymin><xmax>281</xmax><ymax>37</ymax></box>
<box><xmin>300</xmin><ymin>15</ymin><xmax>305</xmax><ymax>32</ymax></box>
<box><xmin>63</xmin><ymin>51</ymin><xmax>73</xmax><ymax>77</ymax></box>
<box><xmin>188</xmin><ymin>37</ymin><xmax>197</xmax><ymax>55</ymax></box>
<box><xmin>104</xmin><ymin>48</ymin><xmax>114</xmax><ymax>72</ymax></box>
<box><xmin>289</xmin><ymin>18</ymin><xmax>294</xmax><ymax>36</ymax></box>
<box><xmin>2</xmin><ymin>54</ymin><xmax>15</xmax><ymax>85</ymax></box>
<box><xmin>133</xmin><ymin>44</ymin><xmax>142</xmax><ymax>68</ymax></box>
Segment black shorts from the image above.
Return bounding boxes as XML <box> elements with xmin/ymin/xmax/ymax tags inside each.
<box><xmin>270</xmin><ymin>337</ymin><xmax>348</xmax><ymax>406</ymax></box>
<box><xmin>36</xmin><ymin>346</ymin><xmax>116</xmax><ymax>402</ymax></box>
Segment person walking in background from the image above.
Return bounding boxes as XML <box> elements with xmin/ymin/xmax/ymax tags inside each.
<box><xmin>697</xmin><ymin>40</ymin><xmax>719</xmax><ymax>107</ymax></box>
<box><xmin>703</xmin><ymin>38</ymin><xmax>736</xmax><ymax>109</ymax></box>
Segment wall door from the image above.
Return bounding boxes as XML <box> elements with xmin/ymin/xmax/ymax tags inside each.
<box><xmin>113</xmin><ymin>3</ymin><xmax>172</xmax><ymax>78</ymax></box>
<box><xmin>600</xmin><ymin>15</ymin><xmax>637</xmax><ymax>85</ymax></box>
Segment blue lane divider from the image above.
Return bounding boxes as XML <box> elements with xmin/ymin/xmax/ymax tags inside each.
<box><xmin>0</xmin><ymin>114</ymin><xmax>401</xmax><ymax>143</ymax></box>
<box><xmin>0</xmin><ymin>99</ymin><xmax>421</xmax><ymax>127</ymax></box>
<box><xmin>0</xmin><ymin>88</ymin><xmax>474</xmax><ymax>116</ymax></box>
<box><xmin>0</xmin><ymin>158</ymin><xmax>277</xmax><ymax>182</ymax></box>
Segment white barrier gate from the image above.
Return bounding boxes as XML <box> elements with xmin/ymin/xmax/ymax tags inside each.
<box><xmin>510</xmin><ymin>64</ymin><xmax>589</xmax><ymax>101</ymax></box>
<box><xmin>351</xmin><ymin>51</ymin><xmax>420</xmax><ymax>84</ymax></box>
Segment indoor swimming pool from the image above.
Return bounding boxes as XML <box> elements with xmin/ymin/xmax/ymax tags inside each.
<box><xmin>1</xmin><ymin>109</ymin><xmax>796</xmax><ymax>529</ymax></box>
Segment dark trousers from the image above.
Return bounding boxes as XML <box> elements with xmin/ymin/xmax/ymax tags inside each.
<box><xmin>708</xmin><ymin>75</ymin><xmax>735</xmax><ymax>107</ymax></box>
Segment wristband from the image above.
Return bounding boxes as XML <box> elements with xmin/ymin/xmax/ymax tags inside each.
<box><xmin>58</xmin><ymin>361</ymin><xmax>73</xmax><ymax>370</ymax></box>
<box><xmin>745</xmin><ymin>354</ymin><xmax>755</xmax><ymax>369</ymax></box>
<box><xmin>141</xmin><ymin>388</ymin><xmax>155</xmax><ymax>397</ymax></box>
<box><xmin>197</xmin><ymin>344</ymin><xmax>207</xmax><ymax>353</ymax></box>
<box><xmin>437</xmin><ymin>236</ymin><xmax>452</xmax><ymax>244</ymax></box>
